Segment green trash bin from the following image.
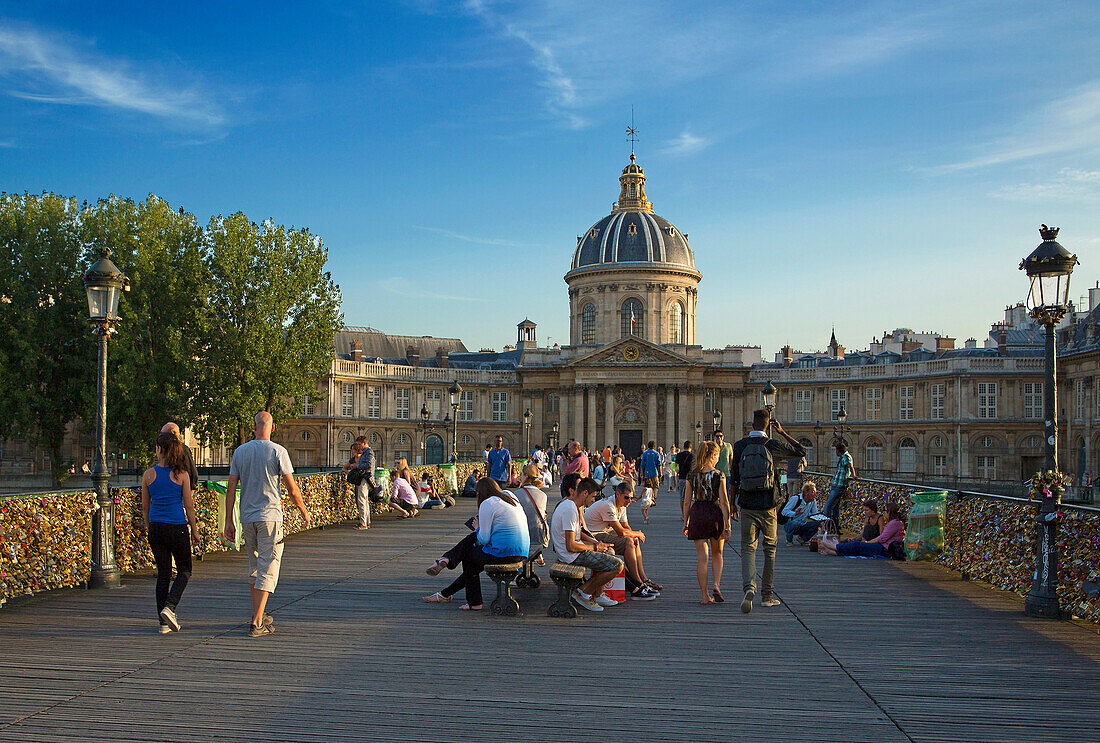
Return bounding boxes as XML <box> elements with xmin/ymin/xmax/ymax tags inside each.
<box><xmin>206</xmin><ymin>481</ymin><xmax>242</xmax><ymax>550</ymax></box>
<box><xmin>438</xmin><ymin>464</ymin><xmax>458</xmax><ymax>495</ymax></box>
<box><xmin>904</xmin><ymin>490</ymin><xmax>948</xmax><ymax>561</ymax></box>
<box><xmin>374</xmin><ymin>468</ymin><xmax>391</xmax><ymax>503</ymax></box>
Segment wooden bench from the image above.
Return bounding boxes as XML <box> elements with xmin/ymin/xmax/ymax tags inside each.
<box><xmin>484</xmin><ymin>561</ymin><xmax>524</xmax><ymax>616</ymax></box>
<box><xmin>548</xmin><ymin>561</ymin><xmax>586</xmax><ymax>618</ymax></box>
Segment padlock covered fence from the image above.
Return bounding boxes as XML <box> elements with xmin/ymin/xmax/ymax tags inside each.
<box><xmin>803</xmin><ymin>473</ymin><xmax>1100</xmax><ymax>623</ymax></box>
<box><xmin>0</xmin><ymin>462</ymin><xmax>482</xmax><ymax>602</ymax></box>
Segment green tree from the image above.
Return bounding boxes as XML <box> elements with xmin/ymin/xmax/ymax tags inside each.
<box><xmin>80</xmin><ymin>195</ymin><xmax>210</xmax><ymax>466</ymax></box>
<box><xmin>195</xmin><ymin>214</ymin><xmax>341</xmax><ymax>448</ymax></box>
<box><xmin>0</xmin><ymin>193</ymin><xmax>93</xmax><ymax>484</ymax></box>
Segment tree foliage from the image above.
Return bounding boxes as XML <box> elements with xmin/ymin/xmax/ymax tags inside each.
<box><xmin>195</xmin><ymin>214</ymin><xmax>342</xmax><ymax>448</ymax></box>
<box><xmin>0</xmin><ymin>193</ymin><xmax>93</xmax><ymax>482</ymax></box>
<box><xmin>80</xmin><ymin>195</ymin><xmax>210</xmax><ymax>465</ymax></box>
<box><xmin>0</xmin><ymin>193</ymin><xmax>342</xmax><ymax>480</ymax></box>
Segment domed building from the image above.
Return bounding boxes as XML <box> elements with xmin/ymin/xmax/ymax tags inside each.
<box><xmin>566</xmin><ymin>154</ymin><xmax>700</xmax><ymax>347</ymax></box>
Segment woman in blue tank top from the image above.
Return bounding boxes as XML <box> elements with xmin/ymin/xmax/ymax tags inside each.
<box><xmin>141</xmin><ymin>431</ymin><xmax>199</xmax><ymax>633</ymax></box>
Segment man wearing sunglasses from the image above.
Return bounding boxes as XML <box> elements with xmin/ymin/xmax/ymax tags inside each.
<box><xmin>583</xmin><ymin>480</ymin><xmax>661</xmax><ymax>600</ymax></box>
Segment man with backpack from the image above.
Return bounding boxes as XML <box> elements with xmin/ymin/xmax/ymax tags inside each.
<box><xmin>730</xmin><ymin>409</ymin><xmax>806</xmax><ymax>614</ymax></box>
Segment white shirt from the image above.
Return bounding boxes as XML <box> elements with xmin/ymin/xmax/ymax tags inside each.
<box><xmin>584</xmin><ymin>495</ymin><xmax>626</xmax><ymax>533</ymax></box>
<box><xmin>551</xmin><ymin>498</ymin><xmax>583</xmax><ymax>564</ymax></box>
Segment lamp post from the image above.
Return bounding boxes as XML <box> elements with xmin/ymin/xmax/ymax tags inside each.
<box><xmin>523</xmin><ymin>408</ymin><xmax>532</xmax><ymax>455</ymax></box>
<box><xmin>761</xmin><ymin>380</ymin><xmax>777</xmax><ymax>412</ymax></box>
<box><xmin>83</xmin><ymin>248</ymin><xmax>129</xmax><ymax>589</ymax></box>
<box><xmin>832</xmin><ymin>404</ymin><xmax>850</xmax><ymax>446</ymax></box>
<box><xmin>712</xmin><ymin>409</ymin><xmax>722</xmax><ymax>440</ymax></box>
<box><xmin>694</xmin><ymin>421</ymin><xmax>703</xmax><ymax>441</ymax></box>
<box><xmin>813</xmin><ymin>421</ymin><xmax>824</xmax><ymax>467</ymax></box>
<box><xmin>1020</xmin><ymin>224</ymin><xmax>1078</xmax><ymax>619</ymax></box>
<box><xmin>449</xmin><ymin>380</ymin><xmax>462</xmax><ymax>463</ymax></box>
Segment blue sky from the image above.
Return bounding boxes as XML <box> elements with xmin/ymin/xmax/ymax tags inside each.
<box><xmin>2</xmin><ymin>1</ymin><xmax>1099</xmax><ymax>355</ymax></box>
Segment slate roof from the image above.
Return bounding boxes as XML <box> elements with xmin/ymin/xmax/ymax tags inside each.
<box><xmin>570</xmin><ymin>211</ymin><xmax>695</xmax><ymax>272</ymax></box>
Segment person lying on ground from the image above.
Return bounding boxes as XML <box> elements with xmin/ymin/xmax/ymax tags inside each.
<box><xmin>583</xmin><ymin>480</ymin><xmax>660</xmax><ymax>600</ymax></box>
<box><xmin>819</xmin><ymin>501</ymin><xmax>905</xmax><ymax>558</ymax></box>
<box><xmin>423</xmin><ymin>479</ymin><xmax>530</xmax><ymax>610</ymax></box>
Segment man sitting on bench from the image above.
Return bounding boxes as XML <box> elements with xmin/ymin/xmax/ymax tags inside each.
<box><xmin>550</xmin><ymin>476</ymin><xmax>624</xmax><ymax>612</ymax></box>
<box><xmin>583</xmin><ymin>480</ymin><xmax>660</xmax><ymax>601</ymax></box>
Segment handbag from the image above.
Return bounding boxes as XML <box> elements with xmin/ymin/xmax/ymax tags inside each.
<box><xmin>347</xmin><ymin>468</ymin><xmax>364</xmax><ymax>486</ymax></box>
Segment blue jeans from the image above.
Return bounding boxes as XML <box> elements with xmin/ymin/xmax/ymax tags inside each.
<box><xmin>824</xmin><ymin>482</ymin><xmax>845</xmax><ymax>530</ymax></box>
<box><xmin>837</xmin><ymin>541</ymin><xmax>888</xmax><ymax>558</ymax></box>
<box><xmin>784</xmin><ymin>519</ymin><xmax>818</xmax><ymax>543</ymax></box>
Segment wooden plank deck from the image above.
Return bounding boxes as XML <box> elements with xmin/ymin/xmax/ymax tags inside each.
<box><xmin>0</xmin><ymin>495</ymin><xmax>1097</xmax><ymax>743</ymax></box>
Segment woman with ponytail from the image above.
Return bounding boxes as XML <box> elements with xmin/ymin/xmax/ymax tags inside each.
<box><xmin>141</xmin><ymin>431</ymin><xmax>200</xmax><ymax>633</ymax></box>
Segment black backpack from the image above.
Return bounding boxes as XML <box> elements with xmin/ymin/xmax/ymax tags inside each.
<box><xmin>738</xmin><ymin>440</ymin><xmax>776</xmax><ymax>509</ymax></box>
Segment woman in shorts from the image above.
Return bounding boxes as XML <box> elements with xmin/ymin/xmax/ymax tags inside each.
<box><xmin>682</xmin><ymin>441</ymin><xmax>732</xmax><ymax>605</ymax></box>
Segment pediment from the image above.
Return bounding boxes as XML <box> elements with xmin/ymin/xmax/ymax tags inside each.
<box><xmin>568</xmin><ymin>337</ymin><xmax>695</xmax><ymax>367</ymax></box>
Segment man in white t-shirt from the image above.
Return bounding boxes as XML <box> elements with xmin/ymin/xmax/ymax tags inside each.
<box><xmin>583</xmin><ymin>480</ymin><xmax>660</xmax><ymax>600</ymax></box>
<box><xmin>225</xmin><ymin>411</ymin><xmax>311</xmax><ymax>638</ymax></box>
<box><xmin>550</xmin><ymin>476</ymin><xmax>623</xmax><ymax>612</ymax></box>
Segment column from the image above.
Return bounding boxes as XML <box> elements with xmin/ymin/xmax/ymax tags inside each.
<box><xmin>573</xmin><ymin>387</ymin><xmax>585</xmax><ymax>444</ymax></box>
<box><xmin>692</xmin><ymin>386</ymin><xmax>705</xmax><ymax>440</ymax></box>
<box><xmin>586</xmin><ymin>386</ymin><xmax>597</xmax><ymax>450</ymax></box>
<box><xmin>647</xmin><ymin>385</ymin><xmax>658</xmax><ymax>444</ymax></box>
<box><xmin>664</xmin><ymin>386</ymin><xmax>675</xmax><ymax>448</ymax></box>
<box><xmin>532</xmin><ymin>392</ymin><xmax>545</xmax><ymax>448</ymax></box>
<box><xmin>733</xmin><ymin>390</ymin><xmax>745</xmax><ymax>439</ymax></box>
<box><xmin>605</xmin><ymin>385</ymin><xmax>616</xmax><ymax>447</ymax></box>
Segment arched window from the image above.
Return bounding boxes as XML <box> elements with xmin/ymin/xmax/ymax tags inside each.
<box><xmin>898</xmin><ymin>438</ymin><xmax>917</xmax><ymax>473</ymax></box>
<box><xmin>581</xmin><ymin>303</ymin><xmax>596</xmax><ymax>344</ymax></box>
<box><xmin>424</xmin><ymin>435</ymin><xmax>444</xmax><ymax>465</ymax></box>
<box><xmin>397</xmin><ymin>433</ymin><xmax>409</xmax><ymax>445</ymax></box>
<box><xmin>668</xmin><ymin>302</ymin><xmax>683</xmax><ymax>344</ymax></box>
<box><xmin>621</xmin><ymin>298</ymin><xmax>644</xmax><ymax>338</ymax></box>
<box><xmin>341</xmin><ymin>431</ymin><xmax>352</xmax><ymax>444</ymax></box>
<box><xmin>865</xmin><ymin>441</ymin><xmax>883</xmax><ymax>473</ymax></box>
<box><xmin>798</xmin><ymin>438</ymin><xmax>814</xmax><ymax>468</ymax></box>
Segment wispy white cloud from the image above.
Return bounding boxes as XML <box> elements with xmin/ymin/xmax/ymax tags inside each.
<box><xmin>376</xmin><ymin>276</ymin><xmax>484</xmax><ymax>302</ymax></box>
<box><xmin>0</xmin><ymin>24</ymin><xmax>224</xmax><ymax>127</ymax></box>
<box><xmin>660</xmin><ymin>131</ymin><xmax>713</xmax><ymax>156</ymax></box>
<box><xmin>990</xmin><ymin>167</ymin><xmax>1100</xmax><ymax>202</ymax></box>
<box><xmin>412</xmin><ymin>225</ymin><xmax>524</xmax><ymax>247</ymax></box>
<box><xmin>461</xmin><ymin>0</ymin><xmax>584</xmax><ymax>128</ymax></box>
<box><xmin>0</xmin><ymin>139</ymin><xmax>15</xmax><ymax>148</ymax></box>
<box><xmin>931</xmin><ymin>81</ymin><xmax>1100</xmax><ymax>173</ymax></box>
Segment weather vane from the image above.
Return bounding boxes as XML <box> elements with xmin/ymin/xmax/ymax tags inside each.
<box><xmin>626</xmin><ymin>106</ymin><xmax>637</xmax><ymax>159</ymax></box>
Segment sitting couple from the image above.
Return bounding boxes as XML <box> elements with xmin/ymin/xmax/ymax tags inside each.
<box><xmin>819</xmin><ymin>501</ymin><xmax>906</xmax><ymax>558</ymax></box>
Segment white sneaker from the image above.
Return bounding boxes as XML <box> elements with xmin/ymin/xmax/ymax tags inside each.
<box><xmin>571</xmin><ymin>589</ymin><xmax>604</xmax><ymax>612</ymax></box>
<box><xmin>594</xmin><ymin>593</ymin><xmax>619</xmax><ymax>607</ymax></box>
<box><xmin>159</xmin><ymin>606</ymin><xmax>181</xmax><ymax>632</ymax></box>
<box><xmin>158</xmin><ymin>625</ymin><xmax>172</xmax><ymax>634</ymax></box>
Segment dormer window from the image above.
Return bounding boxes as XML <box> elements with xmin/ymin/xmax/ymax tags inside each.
<box><xmin>628</xmin><ymin>223</ymin><xmax>637</xmax><ymax>236</ymax></box>
<box><xmin>589</xmin><ymin>228</ymin><xmax>599</xmax><ymax>239</ymax></box>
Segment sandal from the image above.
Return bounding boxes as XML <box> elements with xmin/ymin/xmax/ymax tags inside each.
<box><xmin>424</xmin><ymin>592</ymin><xmax>450</xmax><ymax>603</ymax></box>
<box><xmin>459</xmin><ymin>603</ymin><xmax>483</xmax><ymax>611</ymax></box>
<box><xmin>426</xmin><ymin>558</ymin><xmax>448</xmax><ymax>576</ymax></box>
<box><xmin>712</xmin><ymin>587</ymin><xmax>725</xmax><ymax>603</ymax></box>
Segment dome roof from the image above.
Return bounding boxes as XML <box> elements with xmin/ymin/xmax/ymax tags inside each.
<box><xmin>570</xmin><ymin>211</ymin><xmax>695</xmax><ymax>271</ymax></box>
<box><xmin>568</xmin><ymin>154</ymin><xmax>697</xmax><ymax>275</ymax></box>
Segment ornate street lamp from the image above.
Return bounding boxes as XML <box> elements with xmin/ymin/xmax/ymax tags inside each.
<box><xmin>1020</xmin><ymin>224</ymin><xmax>1078</xmax><ymax>619</ymax></box>
<box><xmin>550</xmin><ymin>421</ymin><xmax>560</xmax><ymax>455</ymax></box>
<box><xmin>813</xmin><ymin>421</ymin><xmax>824</xmax><ymax>467</ymax></box>
<box><xmin>712</xmin><ymin>408</ymin><xmax>722</xmax><ymax>439</ymax></box>
<box><xmin>761</xmin><ymin>380</ymin><xmax>777</xmax><ymax>411</ymax></box>
<box><xmin>694</xmin><ymin>421</ymin><xmax>703</xmax><ymax>441</ymax></box>
<box><xmin>832</xmin><ymin>404</ymin><xmax>850</xmax><ymax>446</ymax></box>
<box><xmin>523</xmin><ymin>408</ymin><xmax>533</xmax><ymax>455</ymax></box>
<box><xmin>448</xmin><ymin>380</ymin><xmax>462</xmax><ymax>463</ymax></box>
<box><xmin>83</xmin><ymin>248</ymin><xmax>129</xmax><ymax>589</ymax></box>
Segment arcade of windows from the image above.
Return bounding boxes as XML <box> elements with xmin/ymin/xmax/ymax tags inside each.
<box><xmin>621</xmin><ymin>298</ymin><xmax>643</xmax><ymax>337</ymax></box>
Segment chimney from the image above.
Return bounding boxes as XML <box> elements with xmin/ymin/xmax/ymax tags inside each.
<box><xmin>997</xmin><ymin>328</ymin><xmax>1007</xmax><ymax>356</ymax></box>
<box><xmin>937</xmin><ymin>337</ymin><xmax>955</xmax><ymax>351</ymax></box>
<box><xmin>406</xmin><ymin>345</ymin><xmax>420</xmax><ymax>366</ymax></box>
<box><xmin>965</xmin><ymin>337</ymin><xmax>977</xmax><ymax>349</ymax></box>
<box><xmin>350</xmin><ymin>340</ymin><xmax>363</xmax><ymax>363</ymax></box>
<box><xmin>436</xmin><ymin>346</ymin><xmax>448</xmax><ymax>368</ymax></box>
<box><xmin>781</xmin><ymin>344</ymin><xmax>793</xmax><ymax>367</ymax></box>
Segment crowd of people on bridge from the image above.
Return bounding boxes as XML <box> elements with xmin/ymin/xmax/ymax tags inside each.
<box><xmin>138</xmin><ymin>405</ymin><xmax>907</xmax><ymax>635</ymax></box>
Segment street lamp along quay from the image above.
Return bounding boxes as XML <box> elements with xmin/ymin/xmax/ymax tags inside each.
<box><xmin>1020</xmin><ymin>224</ymin><xmax>1078</xmax><ymax>619</ymax></box>
<box><xmin>523</xmin><ymin>408</ymin><xmax>533</xmax><ymax>456</ymax></box>
<box><xmin>83</xmin><ymin>248</ymin><xmax>130</xmax><ymax>589</ymax></box>
<box><xmin>448</xmin><ymin>380</ymin><xmax>461</xmax><ymax>464</ymax></box>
